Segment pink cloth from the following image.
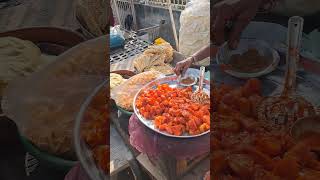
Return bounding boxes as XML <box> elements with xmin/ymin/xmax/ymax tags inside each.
<box><xmin>64</xmin><ymin>163</ymin><xmax>90</xmax><ymax>180</ymax></box>
<box><xmin>129</xmin><ymin>114</ymin><xmax>210</xmax><ymax>160</ymax></box>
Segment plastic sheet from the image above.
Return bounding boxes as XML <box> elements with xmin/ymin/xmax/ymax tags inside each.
<box><xmin>110</xmin><ymin>25</ymin><xmax>125</xmax><ymax>49</ymax></box>
<box><xmin>1</xmin><ymin>36</ymin><xmax>107</xmax><ymax>159</ymax></box>
<box><xmin>129</xmin><ymin>114</ymin><xmax>209</xmax><ymax>160</ymax></box>
<box><xmin>179</xmin><ymin>0</ymin><xmax>210</xmax><ymax>66</ymax></box>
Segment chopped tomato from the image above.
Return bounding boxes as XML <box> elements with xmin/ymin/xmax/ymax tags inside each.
<box><xmin>137</xmin><ymin>84</ymin><xmax>210</xmax><ymax>135</ymax></box>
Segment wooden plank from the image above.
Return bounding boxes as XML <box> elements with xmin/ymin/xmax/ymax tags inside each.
<box><xmin>137</xmin><ymin>153</ymin><xmax>167</xmax><ymax>180</ymax></box>
<box><xmin>110</xmin><ymin>111</ymin><xmax>140</xmax><ymax>157</ymax></box>
<box><xmin>110</xmin><ymin>124</ymin><xmax>133</xmax><ymax>176</ymax></box>
<box><xmin>137</xmin><ymin>153</ymin><xmax>210</xmax><ymax>180</ymax></box>
<box><xmin>178</xmin><ymin>153</ymin><xmax>209</xmax><ymax>177</ymax></box>
<box><xmin>182</xmin><ymin>158</ymin><xmax>209</xmax><ymax>180</ymax></box>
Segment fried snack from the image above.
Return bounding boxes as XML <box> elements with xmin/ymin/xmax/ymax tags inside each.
<box><xmin>116</xmin><ymin>93</ymin><xmax>134</xmax><ymax>111</ymax></box>
<box><xmin>145</xmin><ymin>64</ymin><xmax>174</xmax><ymax>75</ymax></box>
<box><xmin>134</xmin><ymin>53</ymin><xmax>166</xmax><ymax>72</ymax></box>
<box><xmin>82</xmin><ymin>88</ymin><xmax>109</xmax><ymax>173</ymax></box>
<box><xmin>144</xmin><ymin>43</ymin><xmax>174</xmax><ymax>63</ymax></box>
<box><xmin>110</xmin><ymin>73</ymin><xmax>125</xmax><ymax>90</ymax></box>
<box><xmin>136</xmin><ymin>84</ymin><xmax>210</xmax><ymax>136</ymax></box>
<box><xmin>113</xmin><ymin>70</ymin><xmax>163</xmax><ymax>111</ymax></box>
<box><xmin>133</xmin><ymin>43</ymin><xmax>174</xmax><ymax>73</ymax></box>
<box><xmin>126</xmin><ymin>70</ymin><xmax>162</xmax><ymax>86</ymax></box>
<box><xmin>133</xmin><ymin>55</ymin><xmax>148</xmax><ymax>72</ymax></box>
<box><xmin>51</xmin><ymin>50</ymin><xmax>107</xmax><ymax>78</ymax></box>
<box><xmin>212</xmin><ymin>78</ymin><xmax>320</xmax><ymax>179</ymax></box>
<box><xmin>0</xmin><ymin>37</ymin><xmax>45</xmax><ymax>95</ymax></box>
<box><xmin>92</xmin><ymin>145</ymin><xmax>109</xmax><ymax>173</ymax></box>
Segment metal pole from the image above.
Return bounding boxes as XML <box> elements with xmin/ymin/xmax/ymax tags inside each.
<box><xmin>168</xmin><ymin>2</ymin><xmax>179</xmax><ymax>51</ymax></box>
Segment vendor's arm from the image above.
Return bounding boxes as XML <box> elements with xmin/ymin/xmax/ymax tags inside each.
<box><xmin>212</xmin><ymin>0</ymin><xmax>280</xmax><ymax>49</ymax></box>
<box><xmin>174</xmin><ymin>44</ymin><xmax>210</xmax><ymax>76</ymax></box>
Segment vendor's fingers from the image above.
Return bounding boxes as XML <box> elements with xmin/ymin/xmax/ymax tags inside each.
<box><xmin>174</xmin><ymin>64</ymin><xmax>183</xmax><ymax>75</ymax></box>
<box><xmin>181</xmin><ymin>63</ymin><xmax>189</xmax><ymax>76</ymax></box>
<box><xmin>173</xmin><ymin>67</ymin><xmax>180</xmax><ymax>76</ymax></box>
<box><xmin>212</xmin><ymin>8</ymin><xmax>225</xmax><ymax>45</ymax></box>
<box><xmin>212</xmin><ymin>4</ymin><xmax>233</xmax><ymax>45</ymax></box>
<box><xmin>228</xmin><ymin>16</ymin><xmax>251</xmax><ymax>49</ymax></box>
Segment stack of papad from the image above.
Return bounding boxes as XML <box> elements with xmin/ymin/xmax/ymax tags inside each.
<box><xmin>133</xmin><ymin>43</ymin><xmax>174</xmax><ymax>75</ymax></box>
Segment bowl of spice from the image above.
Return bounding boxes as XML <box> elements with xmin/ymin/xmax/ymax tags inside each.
<box><xmin>216</xmin><ymin>39</ymin><xmax>280</xmax><ymax>78</ymax></box>
<box><xmin>180</xmin><ymin>76</ymin><xmax>197</xmax><ymax>86</ymax></box>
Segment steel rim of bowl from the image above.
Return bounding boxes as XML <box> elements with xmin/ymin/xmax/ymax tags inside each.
<box><xmin>117</xmin><ymin>105</ymin><xmax>134</xmax><ymax>115</ymax></box>
<box><xmin>133</xmin><ymin>75</ymin><xmax>210</xmax><ymax>138</ymax></box>
<box><xmin>74</xmin><ymin>80</ymin><xmax>108</xmax><ymax>180</ymax></box>
<box><xmin>216</xmin><ymin>39</ymin><xmax>280</xmax><ymax>78</ymax></box>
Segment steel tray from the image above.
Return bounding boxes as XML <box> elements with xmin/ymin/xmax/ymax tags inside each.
<box><xmin>133</xmin><ymin>75</ymin><xmax>210</xmax><ymax>138</ymax></box>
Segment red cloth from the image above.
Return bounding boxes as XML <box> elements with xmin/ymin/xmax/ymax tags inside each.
<box><xmin>129</xmin><ymin>114</ymin><xmax>210</xmax><ymax>160</ymax></box>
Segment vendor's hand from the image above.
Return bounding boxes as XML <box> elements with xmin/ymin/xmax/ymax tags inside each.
<box><xmin>174</xmin><ymin>57</ymin><xmax>193</xmax><ymax>76</ymax></box>
<box><xmin>212</xmin><ymin>0</ymin><xmax>263</xmax><ymax>49</ymax></box>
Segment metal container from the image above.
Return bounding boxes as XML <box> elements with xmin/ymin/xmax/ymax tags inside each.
<box><xmin>216</xmin><ymin>39</ymin><xmax>280</xmax><ymax>79</ymax></box>
<box><xmin>133</xmin><ymin>75</ymin><xmax>210</xmax><ymax>138</ymax></box>
<box><xmin>74</xmin><ymin>80</ymin><xmax>108</xmax><ymax>180</ymax></box>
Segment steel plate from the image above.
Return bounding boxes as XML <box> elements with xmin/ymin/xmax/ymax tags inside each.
<box><xmin>133</xmin><ymin>75</ymin><xmax>210</xmax><ymax>138</ymax></box>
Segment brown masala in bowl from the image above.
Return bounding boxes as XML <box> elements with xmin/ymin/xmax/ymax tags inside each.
<box><xmin>181</xmin><ymin>77</ymin><xmax>195</xmax><ymax>85</ymax></box>
<box><xmin>229</xmin><ymin>48</ymin><xmax>271</xmax><ymax>73</ymax></box>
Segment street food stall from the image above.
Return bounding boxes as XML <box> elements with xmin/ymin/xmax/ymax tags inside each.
<box><xmin>109</xmin><ymin>1</ymin><xmax>211</xmax><ymax>178</ymax></box>
<box><xmin>109</xmin><ymin>28</ymin><xmax>210</xmax><ymax>179</ymax></box>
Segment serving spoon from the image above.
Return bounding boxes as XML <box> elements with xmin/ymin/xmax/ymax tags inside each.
<box><xmin>257</xmin><ymin>16</ymin><xmax>315</xmax><ymax>131</ymax></box>
<box><xmin>191</xmin><ymin>66</ymin><xmax>209</xmax><ymax>104</ymax></box>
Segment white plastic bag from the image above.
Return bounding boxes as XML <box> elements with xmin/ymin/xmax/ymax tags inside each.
<box><xmin>179</xmin><ymin>0</ymin><xmax>210</xmax><ymax>66</ymax></box>
<box><xmin>110</xmin><ymin>25</ymin><xmax>124</xmax><ymax>39</ymax></box>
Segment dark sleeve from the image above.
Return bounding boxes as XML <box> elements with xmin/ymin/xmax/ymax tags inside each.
<box><xmin>109</xmin><ymin>6</ymin><xmax>115</xmax><ymax>27</ymax></box>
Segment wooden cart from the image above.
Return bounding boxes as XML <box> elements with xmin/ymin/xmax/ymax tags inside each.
<box><xmin>110</xmin><ymin>35</ymin><xmax>209</xmax><ymax>179</ymax></box>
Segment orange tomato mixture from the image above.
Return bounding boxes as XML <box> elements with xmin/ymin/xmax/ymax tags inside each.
<box><xmin>136</xmin><ymin>84</ymin><xmax>210</xmax><ymax>136</ymax></box>
<box><xmin>212</xmin><ymin>79</ymin><xmax>320</xmax><ymax>179</ymax></box>
<box><xmin>82</xmin><ymin>89</ymin><xmax>109</xmax><ymax>173</ymax></box>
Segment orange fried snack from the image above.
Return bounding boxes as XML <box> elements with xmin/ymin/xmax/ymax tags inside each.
<box><xmin>92</xmin><ymin>145</ymin><xmax>109</xmax><ymax>173</ymax></box>
<box><xmin>136</xmin><ymin>84</ymin><xmax>210</xmax><ymax>136</ymax></box>
<box><xmin>211</xmin><ymin>79</ymin><xmax>320</xmax><ymax>179</ymax></box>
<box><xmin>82</xmin><ymin>89</ymin><xmax>109</xmax><ymax>174</ymax></box>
